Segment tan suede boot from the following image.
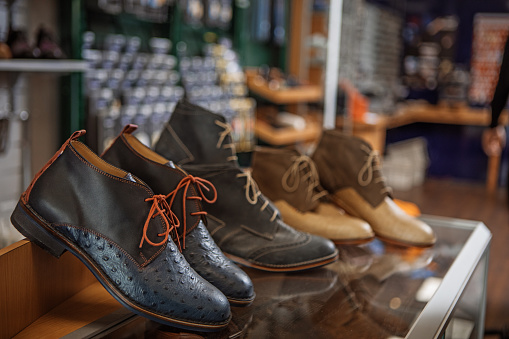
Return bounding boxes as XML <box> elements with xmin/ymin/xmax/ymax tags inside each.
<box><xmin>312</xmin><ymin>130</ymin><xmax>436</xmax><ymax>247</ymax></box>
<box><xmin>251</xmin><ymin>147</ymin><xmax>374</xmax><ymax>245</ymax></box>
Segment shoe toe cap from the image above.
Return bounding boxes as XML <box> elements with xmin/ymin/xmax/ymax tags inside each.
<box><xmin>254</xmin><ymin>230</ymin><xmax>339</xmax><ymax>271</ymax></box>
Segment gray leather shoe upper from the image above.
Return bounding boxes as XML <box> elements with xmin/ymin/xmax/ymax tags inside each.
<box><xmin>154</xmin><ymin>101</ymin><xmax>239</xmax><ymax>166</ymax></box>
<box><xmin>180</xmin><ymin>164</ymin><xmax>339</xmax><ymax>271</ymax></box>
<box><xmin>153</xmin><ymin>101</ymin><xmax>339</xmax><ymax>271</ymax></box>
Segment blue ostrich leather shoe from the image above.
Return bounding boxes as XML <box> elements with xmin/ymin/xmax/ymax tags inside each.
<box><xmin>10</xmin><ymin>130</ymin><xmax>231</xmax><ymax>332</ymax></box>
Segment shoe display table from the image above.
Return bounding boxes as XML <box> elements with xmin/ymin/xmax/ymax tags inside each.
<box><xmin>1</xmin><ymin>215</ymin><xmax>490</xmax><ymax>339</ymax></box>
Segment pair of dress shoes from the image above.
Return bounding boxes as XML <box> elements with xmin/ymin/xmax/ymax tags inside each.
<box><xmin>11</xmin><ymin>128</ymin><xmax>242</xmax><ymax>331</ymax></box>
<box><xmin>11</xmin><ymin>101</ymin><xmax>339</xmax><ymax>331</ymax></box>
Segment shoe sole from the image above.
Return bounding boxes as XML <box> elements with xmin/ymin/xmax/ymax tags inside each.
<box><xmin>223</xmin><ymin>252</ymin><xmax>339</xmax><ymax>272</ymax></box>
<box><xmin>331</xmin><ymin>236</ymin><xmax>375</xmax><ymax>246</ymax></box>
<box><xmin>226</xmin><ymin>295</ymin><xmax>255</xmax><ymax>307</ymax></box>
<box><xmin>10</xmin><ymin>201</ymin><xmax>230</xmax><ymax>332</ymax></box>
<box><xmin>329</xmin><ymin>192</ymin><xmax>435</xmax><ymax>248</ymax></box>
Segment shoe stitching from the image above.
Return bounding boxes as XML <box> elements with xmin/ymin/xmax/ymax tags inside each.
<box><xmin>23</xmin><ymin>130</ymin><xmax>85</xmax><ymax>203</ymax></box>
<box><xmin>240</xmin><ymin>224</ymin><xmax>275</xmax><ymax>240</ymax></box>
<box><xmin>249</xmin><ymin>233</ymin><xmax>312</xmax><ymax>260</ymax></box>
<box><xmin>53</xmin><ymin>222</ymin><xmax>146</xmax><ymax>268</ymax></box>
<box><xmin>54</xmin><ymin>224</ymin><xmax>230</xmax><ymax>326</ymax></box>
<box><xmin>164</xmin><ymin>123</ymin><xmax>195</xmax><ymax>165</ymax></box>
<box><xmin>68</xmin><ymin>145</ymin><xmax>152</xmax><ymax>196</ymax></box>
<box><xmin>205</xmin><ymin>214</ymin><xmax>226</xmax><ymax>236</ymax></box>
<box><xmin>119</xmin><ymin>134</ymin><xmax>206</xmax><ymax>234</ymax></box>
<box><xmin>214</xmin><ymin>227</ymin><xmax>244</xmax><ymax>247</ymax></box>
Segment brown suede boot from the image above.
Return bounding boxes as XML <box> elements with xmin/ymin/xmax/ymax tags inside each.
<box><xmin>312</xmin><ymin>130</ymin><xmax>436</xmax><ymax>247</ymax></box>
<box><xmin>251</xmin><ymin>147</ymin><xmax>374</xmax><ymax>245</ymax></box>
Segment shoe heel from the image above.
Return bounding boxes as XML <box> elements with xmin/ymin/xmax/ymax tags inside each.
<box><xmin>10</xmin><ymin>202</ymin><xmax>67</xmax><ymax>258</ymax></box>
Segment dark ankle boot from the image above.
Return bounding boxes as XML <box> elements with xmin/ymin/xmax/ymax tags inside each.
<box><xmin>154</xmin><ymin>100</ymin><xmax>238</xmax><ymax>166</ymax></box>
<box><xmin>172</xmin><ymin>163</ymin><xmax>339</xmax><ymax>272</ymax></box>
<box><xmin>312</xmin><ymin>130</ymin><xmax>436</xmax><ymax>247</ymax></box>
<box><xmin>11</xmin><ymin>130</ymin><xmax>230</xmax><ymax>331</ymax></box>
<box><xmin>251</xmin><ymin>147</ymin><xmax>374</xmax><ymax>244</ymax></box>
<box><xmin>101</xmin><ymin>125</ymin><xmax>255</xmax><ymax>306</ymax></box>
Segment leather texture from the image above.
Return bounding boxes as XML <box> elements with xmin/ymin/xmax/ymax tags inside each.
<box><xmin>251</xmin><ymin>147</ymin><xmax>374</xmax><ymax>244</ymax></box>
<box><xmin>312</xmin><ymin>129</ymin><xmax>436</xmax><ymax>247</ymax></box>
<box><xmin>101</xmin><ymin>130</ymin><xmax>255</xmax><ymax>304</ymax></box>
<box><xmin>252</xmin><ymin>147</ymin><xmax>320</xmax><ymax>212</ymax></box>
<box><xmin>180</xmin><ymin>164</ymin><xmax>339</xmax><ymax>271</ymax></box>
<box><xmin>15</xmin><ymin>136</ymin><xmax>231</xmax><ymax>330</ymax></box>
<box><xmin>312</xmin><ymin>130</ymin><xmax>389</xmax><ymax>208</ymax></box>
<box><xmin>330</xmin><ymin>189</ymin><xmax>436</xmax><ymax>247</ymax></box>
<box><xmin>58</xmin><ymin>225</ymin><xmax>230</xmax><ymax>325</ymax></box>
<box><xmin>154</xmin><ymin>100</ymin><xmax>238</xmax><ymax>166</ymax></box>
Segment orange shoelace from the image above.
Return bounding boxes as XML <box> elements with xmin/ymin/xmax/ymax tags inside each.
<box><xmin>165</xmin><ymin>175</ymin><xmax>217</xmax><ymax>250</ymax></box>
<box><xmin>140</xmin><ymin>194</ymin><xmax>179</xmax><ymax>248</ymax></box>
<box><xmin>140</xmin><ymin>175</ymin><xmax>217</xmax><ymax>251</ymax></box>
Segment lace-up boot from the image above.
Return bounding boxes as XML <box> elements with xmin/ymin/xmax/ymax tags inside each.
<box><xmin>312</xmin><ymin>130</ymin><xmax>436</xmax><ymax>247</ymax></box>
<box><xmin>172</xmin><ymin>163</ymin><xmax>339</xmax><ymax>272</ymax></box>
<box><xmin>154</xmin><ymin>100</ymin><xmax>239</xmax><ymax>166</ymax></box>
<box><xmin>10</xmin><ymin>131</ymin><xmax>230</xmax><ymax>331</ymax></box>
<box><xmin>101</xmin><ymin>125</ymin><xmax>255</xmax><ymax>306</ymax></box>
<box><xmin>251</xmin><ymin>147</ymin><xmax>374</xmax><ymax>244</ymax></box>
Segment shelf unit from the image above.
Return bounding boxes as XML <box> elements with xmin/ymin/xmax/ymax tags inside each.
<box><xmin>0</xmin><ymin>60</ymin><xmax>87</xmax><ymax>72</ymax></box>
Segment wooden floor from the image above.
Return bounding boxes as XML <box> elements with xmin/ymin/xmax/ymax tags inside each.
<box><xmin>394</xmin><ymin>178</ymin><xmax>509</xmax><ymax>336</ymax></box>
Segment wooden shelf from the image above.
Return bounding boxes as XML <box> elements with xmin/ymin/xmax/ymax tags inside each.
<box><xmin>0</xmin><ymin>60</ymin><xmax>87</xmax><ymax>73</ymax></box>
<box><xmin>254</xmin><ymin>106</ymin><xmax>322</xmax><ymax>145</ymax></box>
<box><xmin>387</xmin><ymin>102</ymin><xmax>508</xmax><ymax>128</ymax></box>
<box><xmin>0</xmin><ymin>240</ymin><xmax>97</xmax><ymax>338</ymax></box>
<box><xmin>245</xmin><ymin>69</ymin><xmax>323</xmax><ymax>105</ymax></box>
<box><xmin>14</xmin><ymin>282</ymin><xmax>125</xmax><ymax>338</ymax></box>
<box><xmin>255</xmin><ymin>118</ymin><xmax>322</xmax><ymax>145</ymax></box>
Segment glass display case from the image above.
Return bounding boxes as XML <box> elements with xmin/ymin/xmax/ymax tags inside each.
<box><xmin>60</xmin><ymin>215</ymin><xmax>491</xmax><ymax>339</ymax></box>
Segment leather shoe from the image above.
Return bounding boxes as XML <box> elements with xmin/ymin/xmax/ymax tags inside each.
<box><xmin>101</xmin><ymin>124</ymin><xmax>255</xmax><ymax>306</ymax></box>
<box><xmin>312</xmin><ymin>130</ymin><xmax>436</xmax><ymax>247</ymax></box>
<box><xmin>251</xmin><ymin>147</ymin><xmax>374</xmax><ymax>244</ymax></box>
<box><xmin>11</xmin><ymin>130</ymin><xmax>231</xmax><ymax>331</ymax></box>
<box><xmin>173</xmin><ymin>163</ymin><xmax>339</xmax><ymax>272</ymax></box>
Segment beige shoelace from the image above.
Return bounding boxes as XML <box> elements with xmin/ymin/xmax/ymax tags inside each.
<box><xmin>358</xmin><ymin>145</ymin><xmax>392</xmax><ymax>195</ymax></box>
<box><xmin>281</xmin><ymin>155</ymin><xmax>328</xmax><ymax>203</ymax></box>
<box><xmin>236</xmin><ymin>170</ymin><xmax>278</xmax><ymax>222</ymax></box>
<box><xmin>214</xmin><ymin>120</ymin><xmax>238</xmax><ymax>163</ymax></box>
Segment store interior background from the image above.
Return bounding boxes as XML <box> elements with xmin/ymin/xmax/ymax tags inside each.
<box><xmin>1</xmin><ymin>0</ymin><xmax>509</xmax><ymax>336</ymax></box>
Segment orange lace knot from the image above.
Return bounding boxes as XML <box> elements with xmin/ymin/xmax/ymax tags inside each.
<box><xmin>165</xmin><ymin>175</ymin><xmax>218</xmax><ymax>249</ymax></box>
<box><xmin>140</xmin><ymin>194</ymin><xmax>179</xmax><ymax>249</ymax></box>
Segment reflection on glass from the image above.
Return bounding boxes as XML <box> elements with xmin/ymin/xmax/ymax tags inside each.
<box><xmin>99</xmin><ymin>217</ymin><xmax>487</xmax><ymax>339</ymax></box>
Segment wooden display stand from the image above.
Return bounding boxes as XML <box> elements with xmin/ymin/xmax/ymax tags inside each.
<box><xmin>0</xmin><ymin>240</ymin><xmax>124</xmax><ymax>339</ymax></box>
<box><xmin>245</xmin><ymin>69</ymin><xmax>323</xmax><ymax>105</ymax></box>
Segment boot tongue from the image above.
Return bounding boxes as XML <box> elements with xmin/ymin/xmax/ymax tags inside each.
<box><xmin>283</xmin><ymin>151</ymin><xmax>323</xmax><ymax>212</ymax></box>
